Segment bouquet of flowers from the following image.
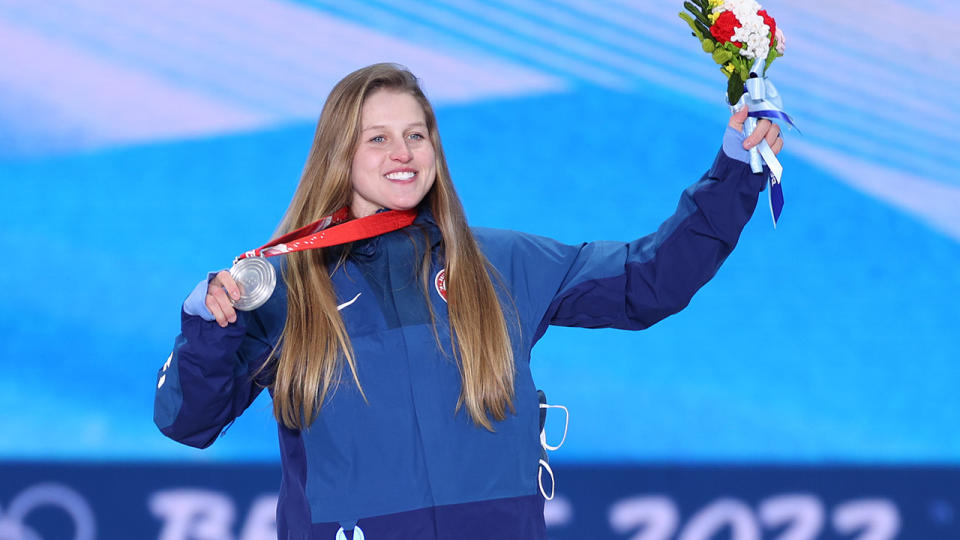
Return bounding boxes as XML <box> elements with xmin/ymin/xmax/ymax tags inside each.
<box><xmin>680</xmin><ymin>0</ymin><xmax>795</xmax><ymax>225</ymax></box>
<box><xmin>680</xmin><ymin>0</ymin><xmax>785</xmax><ymax>105</ymax></box>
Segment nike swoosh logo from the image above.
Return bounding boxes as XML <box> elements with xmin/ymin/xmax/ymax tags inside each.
<box><xmin>337</xmin><ymin>292</ymin><xmax>362</xmax><ymax>311</ymax></box>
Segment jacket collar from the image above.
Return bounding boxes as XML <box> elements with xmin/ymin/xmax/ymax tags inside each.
<box><xmin>413</xmin><ymin>204</ymin><xmax>443</xmax><ymax>249</ymax></box>
<box><xmin>349</xmin><ymin>203</ymin><xmax>442</xmax><ymax>258</ymax></box>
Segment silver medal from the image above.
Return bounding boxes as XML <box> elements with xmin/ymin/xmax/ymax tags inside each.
<box><xmin>229</xmin><ymin>256</ymin><xmax>276</xmax><ymax>311</ymax></box>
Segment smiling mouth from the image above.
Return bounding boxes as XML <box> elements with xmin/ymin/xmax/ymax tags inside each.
<box><xmin>385</xmin><ymin>171</ymin><xmax>416</xmax><ymax>181</ymax></box>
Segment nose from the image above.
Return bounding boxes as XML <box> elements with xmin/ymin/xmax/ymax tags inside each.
<box><xmin>389</xmin><ymin>139</ymin><xmax>412</xmax><ymax>162</ymax></box>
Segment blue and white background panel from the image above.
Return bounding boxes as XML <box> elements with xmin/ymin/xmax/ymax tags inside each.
<box><xmin>1</xmin><ymin>1</ymin><xmax>957</xmax><ymax>538</ymax></box>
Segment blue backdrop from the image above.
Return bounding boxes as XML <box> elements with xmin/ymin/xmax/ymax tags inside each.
<box><xmin>1</xmin><ymin>1</ymin><xmax>958</xmax><ymax>538</ymax></box>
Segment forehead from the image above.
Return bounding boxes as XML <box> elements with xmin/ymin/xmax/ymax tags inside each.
<box><xmin>360</xmin><ymin>89</ymin><xmax>427</xmax><ymax>128</ymax></box>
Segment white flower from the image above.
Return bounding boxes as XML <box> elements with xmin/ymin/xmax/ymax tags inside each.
<box><xmin>713</xmin><ymin>0</ymin><xmax>772</xmax><ymax>59</ymax></box>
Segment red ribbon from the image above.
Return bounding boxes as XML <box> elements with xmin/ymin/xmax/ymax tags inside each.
<box><xmin>235</xmin><ymin>207</ymin><xmax>418</xmax><ymax>262</ymax></box>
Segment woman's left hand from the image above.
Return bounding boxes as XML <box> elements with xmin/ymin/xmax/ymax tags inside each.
<box><xmin>729</xmin><ymin>107</ymin><xmax>784</xmax><ymax>156</ymax></box>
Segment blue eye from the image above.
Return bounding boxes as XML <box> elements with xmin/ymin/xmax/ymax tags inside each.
<box><xmin>408</xmin><ymin>133</ymin><xmax>425</xmax><ymax>141</ymax></box>
<box><xmin>370</xmin><ymin>135</ymin><xmax>385</xmax><ymax>143</ymax></box>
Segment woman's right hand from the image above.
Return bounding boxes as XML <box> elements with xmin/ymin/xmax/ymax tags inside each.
<box><xmin>206</xmin><ymin>270</ymin><xmax>242</xmax><ymax>328</ymax></box>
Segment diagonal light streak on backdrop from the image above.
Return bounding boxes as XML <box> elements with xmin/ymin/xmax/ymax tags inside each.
<box><xmin>0</xmin><ymin>0</ymin><xmax>957</xmax><ymax>240</ymax></box>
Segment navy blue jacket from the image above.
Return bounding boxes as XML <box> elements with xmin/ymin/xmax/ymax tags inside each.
<box><xmin>154</xmin><ymin>150</ymin><xmax>765</xmax><ymax>539</ymax></box>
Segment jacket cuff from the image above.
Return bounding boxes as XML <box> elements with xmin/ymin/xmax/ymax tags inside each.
<box><xmin>721</xmin><ymin>126</ymin><xmax>751</xmax><ymax>163</ymax></box>
<box><xmin>182</xmin><ymin>272</ymin><xmax>220</xmax><ymax>321</ymax></box>
<box><xmin>708</xmin><ymin>146</ymin><xmax>768</xmax><ymax>194</ymax></box>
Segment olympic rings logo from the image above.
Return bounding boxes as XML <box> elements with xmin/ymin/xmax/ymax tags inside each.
<box><xmin>0</xmin><ymin>483</ymin><xmax>96</xmax><ymax>540</ymax></box>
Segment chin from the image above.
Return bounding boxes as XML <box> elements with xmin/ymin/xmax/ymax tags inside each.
<box><xmin>388</xmin><ymin>196</ymin><xmax>427</xmax><ymax>211</ymax></box>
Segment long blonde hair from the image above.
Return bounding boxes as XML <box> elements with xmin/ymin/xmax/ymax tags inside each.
<box><xmin>269</xmin><ymin>63</ymin><xmax>515</xmax><ymax>431</ymax></box>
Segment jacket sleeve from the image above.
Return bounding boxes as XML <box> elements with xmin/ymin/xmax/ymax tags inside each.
<box><xmin>153</xmin><ymin>307</ymin><xmax>276</xmax><ymax>449</ymax></box>
<box><xmin>532</xmin><ymin>150</ymin><xmax>766</xmax><ymax>339</ymax></box>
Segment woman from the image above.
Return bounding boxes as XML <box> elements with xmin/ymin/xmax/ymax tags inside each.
<box><xmin>154</xmin><ymin>63</ymin><xmax>782</xmax><ymax>539</ymax></box>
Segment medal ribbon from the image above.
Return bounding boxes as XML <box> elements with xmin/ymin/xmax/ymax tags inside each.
<box><xmin>235</xmin><ymin>207</ymin><xmax>418</xmax><ymax>262</ymax></box>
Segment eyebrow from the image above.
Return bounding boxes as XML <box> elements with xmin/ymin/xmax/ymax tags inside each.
<box><xmin>361</xmin><ymin>121</ymin><xmax>428</xmax><ymax>132</ymax></box>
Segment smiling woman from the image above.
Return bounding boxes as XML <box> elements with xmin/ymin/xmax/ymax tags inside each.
<box><xmin>153</xmin><ymin>62</ymin><xmax>782</xmax><ymax>539</ymax></box>
<box><xmin>350</xmin><ymin>89</ymin><xmax>437</xmax><ymax>217</ymax></box>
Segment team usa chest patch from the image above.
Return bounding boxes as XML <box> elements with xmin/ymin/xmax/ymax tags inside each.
<box><xmin>435</xmin><ymin>269</ymin><xmax>447</xmax><ymax>302</ymax></box>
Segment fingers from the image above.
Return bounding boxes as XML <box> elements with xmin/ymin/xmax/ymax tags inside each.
<box><xmin>213</xmin><ymin>270</ymin><xmax>242</xmax><ymax>300</ymax></box>
<box><xmin>743</xmin><ymin>118</ymin><xmax>783</xmax><ymax>150</ymax></box>
<box><xmin>763</xmin><ymin>121</ymin><xmax>781</xmax><ymax>150</ymax></box>
<box><xmin>730</xmin><ymin>108</ymin><xmax>784</xmax><ymax>154</ymax></box>
<box><xmin>742</xmin><ymin>119</ymin><xmax>785</xmax><ymax>155</ymax></box>
<box><xmin>742</xmin><ymin>118</ymin><xmax>768</xmax><ymax>149</ymax></box>
<box><xmin>770</xmin><ymin>132</ymin><xmax>784</xmax><ymax>155</ymax></box>
<box><xmin>206</xmin><ymin>286</ymin><xmax>236</xmax><ymax>327</ymax></box>
<box><xmin>728</xmin><ymin>106</ymin><xmax>749</xmax><ymax>133</ymax></box>
<box><xmin>205</xmin><ymin>292</ymin><xmax>230</xmax><ymax>327</ymax></box>
<box><xmin>732</xmin><ymin>108</ymin><xmax>785</xmax><ymax>155</ymax></box>
<box><xmin>206</xmin><ymin>270</ymin><xmax>241</xmax><ymax>327</ymax></box>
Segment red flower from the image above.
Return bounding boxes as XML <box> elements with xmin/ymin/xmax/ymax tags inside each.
<box><xmin>758</xmin><ymin>9</ymin><xmax>776</xmax><ymax>47</ymax></box>
<box><xmin>710</xmin><ymin>11</ymin><xmax>742</xmax><ymax>48</ymax></box>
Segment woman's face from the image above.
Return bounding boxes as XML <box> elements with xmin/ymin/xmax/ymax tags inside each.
<box><xmin>350</xmin><ymin>89</ymin><xmax>437</xmax><ymax>218</ymax></box>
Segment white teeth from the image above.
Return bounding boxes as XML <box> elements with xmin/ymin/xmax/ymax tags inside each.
<box><xmin>386</xmin><ymin>171</ymin><xmax>415</xmax><ymax>180</ymax></box>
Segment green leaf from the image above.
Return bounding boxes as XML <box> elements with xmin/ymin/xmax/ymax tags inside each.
<box><xmin>682</xmin><ymin>0</ymin><xmax>704</xmax><ymax>15</ymax></box>
<box><xmin>684</xmin><ymin>1</ymin><xmax>712</xmax><ymax>26</ymax></box>
<box><xmin>727</xmin><ymin>71</ymin><xmax>744</xmax><ymax>105</ymax></box>
<box><xmin>694</xmin><ymin>19</ymin><xmax>712</xmax><ymax>40</ymax></box>
<box><xmin>764</xmin><ymin>43</ymin><xmax>779</xmax><ymax>71</ymax></box>
<box><xmin>678</xmin><ymin>12</ymin><xmax>704</xmax><ymax>40</ymax></box>
<box><xmin>701</xmin><ymin>39</ymin><xmax>715</xmax><ymax>53</ymax></box>
<box><xmin>712</xmin><ymin>48</ymin><xmax>732</xmax><ymax>64</ymax></box>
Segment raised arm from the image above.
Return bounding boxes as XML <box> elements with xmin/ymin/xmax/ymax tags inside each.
<box><xmin>532</xmin><ymin>111</ymin><xmax>783</xmax><ymax>333</ymax></box>
<box><xmin>476</xmin><ymin>123</ymin><xmax>776</xmax><ymax>348</ymax></box>
<box><xmin>543</xmin><ymin>146</ymin><xmax>765</xmax><ymax>333</ymax></box>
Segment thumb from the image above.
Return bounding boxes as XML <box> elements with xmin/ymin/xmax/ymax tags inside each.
<box><xmin>729</xmin><ymin>106</ymin><xmax>749</xmax><ymax>132</ymax></box>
